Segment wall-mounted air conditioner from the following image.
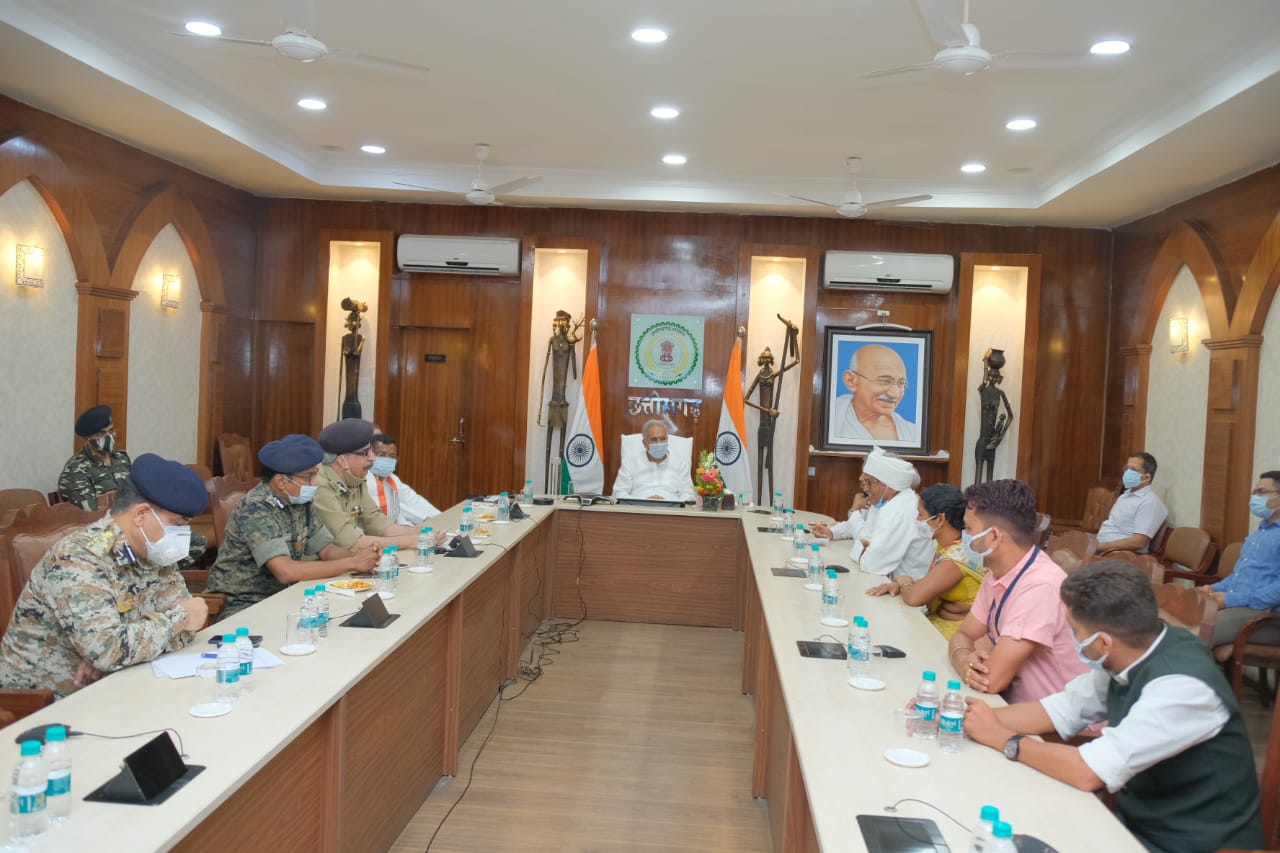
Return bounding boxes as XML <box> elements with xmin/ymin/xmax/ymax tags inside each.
<box><xmin>396</xmin><ymin>235</ymin><xmax>521</xmax><ymax>276</ymax></box>
<box><xmin>823</xmin><ymin>251</ymin><xmax>954</xmax><ymax>293</ymax></box>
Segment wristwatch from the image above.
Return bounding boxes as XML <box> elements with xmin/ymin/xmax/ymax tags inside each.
<box><xmin>1003</xmin><ymin>734</ymin><xmax>1025</xmax><ymax>761</ymax></box>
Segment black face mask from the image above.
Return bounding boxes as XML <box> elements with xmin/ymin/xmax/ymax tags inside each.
<box><xmin>93</xmin><ymin>434</ymin><xmax>115</xmax><ymax>453</ymax></box>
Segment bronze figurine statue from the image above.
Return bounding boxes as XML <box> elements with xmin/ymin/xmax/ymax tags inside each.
<box><xmin>537</xmin><ymin>309</ymin><xmax>585</xmax><ymax>492</ymax></box>
<box><xmin>744</xmin><ymin>315</ymin><xmax>800</xmax><ymax>505</ymax></box>
<box><xmin>339</xmin><ymin>297</ymin><xmax>368</xmax><ymax>420</ymax></box>
<box><xmin>973</xmin><ymin>347</ymin><xmax>1014</xmax><ymax>484</ymax></box>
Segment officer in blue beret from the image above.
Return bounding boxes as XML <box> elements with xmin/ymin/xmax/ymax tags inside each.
<box><xmin>57</xmin><ymin>404</ymin><xmax>132</xmax><ymax>510</ymax></box>
<box><xmin>205</xmin><ymin>435</ymin><xmax>380</xmax><ymax>618</ymax></box>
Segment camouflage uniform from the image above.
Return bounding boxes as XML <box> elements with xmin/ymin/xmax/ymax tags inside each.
<box><xmin>313</xmin><ymin>465</ymin><xmax>392</xmax><ymax>549</ymax></box>
<box><xmin>57</xmin><ymin>445</ymin><xmax>133</xmax><ymax>510</ymax></box>
<box><xmin>205</xmin><ymin>482</ymin><xmax>335</xmax><ymax>617</ymax></box>
<box><xmin>0</xmin><ymin>516</ymin><xmax>196</xmax><ymax>697</ymax></box>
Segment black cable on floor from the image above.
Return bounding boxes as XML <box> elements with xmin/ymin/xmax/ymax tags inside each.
<box><xmin>423</xmin><ymin>685</ymin><xmax>505</xmax><ymax>852</ymax></box>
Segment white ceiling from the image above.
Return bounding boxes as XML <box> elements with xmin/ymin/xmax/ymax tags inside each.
<box><xmin>0</xmin><ymin>0</ymin><xmax>1277</xmax><ymax>226</ymax></box>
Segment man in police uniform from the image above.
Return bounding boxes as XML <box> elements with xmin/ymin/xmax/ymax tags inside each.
<box><xmin>0</xmin><ymin>454</ymin><xmax>210</xmax><ymax>697</ymax></box>
<box><xmin>206</xmin><ymin>435</ymin><xmax>380</xmax><ymax>618</ymax></box>
<box><xmin>313</xmin><ymin>419</ymin><xmax>441</xmax><ymax>551</ymax></box>
<box><xmin>57</xmin><ymin>404</ymin><xmax>131</xmax><ymax>509</ymax></box>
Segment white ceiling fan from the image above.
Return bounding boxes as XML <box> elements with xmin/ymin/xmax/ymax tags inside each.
<box><xmin>394</xmin><ymin>144</ymin><xmax>543</xmax><ymax>206</ymax></box>
<box><xmin>776</xmin><ymin>158</ymin><xmax>931</xmax><ymax>218</ymax></box>
<box><xmin>863</xmin><ymin>0</ymin><xmax>1099</xmax><ymax>80</ymax></box>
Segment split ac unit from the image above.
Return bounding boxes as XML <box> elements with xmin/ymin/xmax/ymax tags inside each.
<box><xmin>396</xmin><ymin>235</ymin><xmax>521</xmax><ymax>276</ymax></box>
<box><xmin>823</xmin><ymin>251</ymin><xmax>954</xmax><ymax>293</ymax></box>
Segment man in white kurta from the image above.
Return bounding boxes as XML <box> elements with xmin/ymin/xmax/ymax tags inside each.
<box><xmin>365</xmin><ymin>434</ymin><xmax>441</xmax><ymax>527</ymax></box>
<box><xmin>611</xmin><ymin>420</ymin><xmax>695</xmax><ymax>502</ymax></box>
<box><xmin>845</xmin><ymin>447</ymin><xmax>932</xmax><ymax>579</ymax></box>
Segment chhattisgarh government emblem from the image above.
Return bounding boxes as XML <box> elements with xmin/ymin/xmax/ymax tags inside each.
<box><xmin>633</xmin><ymin>320</ymin><xmax>700</xmax><ymax>387</ymax></box>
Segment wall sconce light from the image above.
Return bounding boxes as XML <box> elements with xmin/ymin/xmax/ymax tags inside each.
<box><xmin>15</xmin><ymin>244</ymin><xmax>44</xmax><ymax>288</ymax></box>
<box><xmin>1169</xmin><ymin>316</ymin><xmax>1189</xmax><ymax>353</ymax></box>
<box><xmin>160</xmin><ymin>273</ymin><xmax>180</xmax><ymax>309</ymax></box>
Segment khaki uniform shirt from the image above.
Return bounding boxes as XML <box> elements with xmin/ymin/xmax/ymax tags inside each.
<box><xmin>0</xmin><ymin>516</ymin><xmax>195</xmax><ymax>697</ymax></box>
<box><xmin>206</xmin><ymin>482</ymin><xmax>335</xmax><ymax>617</ymax></box>
<box><xmin>57</xmin><ymin>445</ymin><xmax>132</xmax><ymax>509</ymax></box>
<box><xmin>313</xmin><ymin>465</ymin><xmax>391</xmax><ymax>549</ymax></box>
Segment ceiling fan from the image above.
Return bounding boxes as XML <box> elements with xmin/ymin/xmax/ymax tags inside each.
<box><xmin>394</xmin><ymin>144</ymin><xmax>543</xmax><ymax>206</ymax></box>
<box><xmin>863</xmin><ymin>0</ymin><xmax>1096</xmax><ymax>80</ymax></box>
<box><xmin>776</xmin><ymin>158</ymin><xmax>931</xmax><ymax>218</ymax></box>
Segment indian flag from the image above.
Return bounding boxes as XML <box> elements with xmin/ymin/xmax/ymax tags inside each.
<box><xmin>560</xmin><ymin>335</ymin><xmax>605</xmax><ymax>494</ymax></box>
<box><xmin>715</xmin><ymin>339</ymin><xmax>753</xmax><ymax>499</ymax></box>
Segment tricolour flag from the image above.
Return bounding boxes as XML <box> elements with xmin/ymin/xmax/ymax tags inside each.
<box><xmin>715</xmin><ymin>339</ymin><xmax>753</xmax><ymax>499</ymax></box>
<box><xmin>560</xmin><ymin>336</ymin><xmax>605</xmax><ymax>494</ymax></box>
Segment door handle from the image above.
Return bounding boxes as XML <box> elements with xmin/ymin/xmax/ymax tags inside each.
<box><xmin>450</xmin><ymin>417</ymin><xmax>466</xmax><ymax>446</ymax></box>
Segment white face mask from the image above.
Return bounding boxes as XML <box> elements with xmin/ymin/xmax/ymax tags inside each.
<box><xmin>141</xmin><ymin>508</ymin><xmax>191</xmax><ymax>567</ymax></box>
<box><xmin>93</xmin><ymin>434</ymin><xmax>115</xmax><ymax>453</ymax></box>
<box><xmin>1073</xmin><ymin>631</ymin><xmax>1111</xmax><ymax>673</ymax></box>
<box><xmin>962</xmin><ymin>526</ymin><xmax>996</xmax><ymax>559</ymax></box>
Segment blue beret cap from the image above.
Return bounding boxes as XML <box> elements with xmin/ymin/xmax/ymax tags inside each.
<box><xmin>258</xmin><ymin>434</ymin><xmax>324</xmax><ymax>474</ymax></box>
<box><xmin>129</xmin><ymin>453</ymin><xmax>209</xmax><ymax>518</ymax></box>
<box><xmin>74</xmin><ymin>405</ymin><xmax>112</xmax><ymax>437</ymax></box>
<box><xmin>318</xmin><ymin>419</ymin><xmax>375</xmax><ymax>454</ymax></box>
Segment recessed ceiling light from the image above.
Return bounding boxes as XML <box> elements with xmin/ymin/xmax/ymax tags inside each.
<box><xmin>662</xmin><ymin>153</ymin><xmax>687</xmax><ymax>165</ymax></box>
<box><xmin>184</xmin><ymin>21</ymin><xmax>221</xmax><ymax>37</ymax></box>
<box><xmin>631</xmin><ymin>27</ymin><xmax>668</xmax><ymax>44</ymax></box>
<box><xmin>961</xmin><ymin>162</ymin><xmax>987</xmax><ymax>173</ymax></box>
<box><xmin>297</xmin><ymin>97</ymin><xmax>327</xmax><ymax>111</ymax></box>
<box><xmin>1090</xmin><ymin>39</ymin><xmax>1130</xmax><ymax>55</ymax></box>
<box><xmin>360</xmin><ymin>144</ymin><xmax>386</xmax><ymax>154</ymax></box>
<box><xmin>1005</xmin><ymin>118</ymin><xmax>1037</xmax><ymax>131</ymax></box>
<box><xmin>650</xmin><ymin>106</ymin><xmax>679</xmax><ymax>120</ymax></box>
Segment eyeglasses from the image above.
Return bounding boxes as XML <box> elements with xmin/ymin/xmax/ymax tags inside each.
<box><xmin>1253</xmin><ymin>489</ymin><xmax>1280</xmax><ymax>497</ymax></box>
<box><xmin>850</xmin><ymin>370</ymin><xmax>908</xmax><ymax>392</ymax></box>
<box><xmin>287</xmin><ymin>473</ymin><xmax>319</xmax><ymax>486</ymax></box>
<box><xmin>347</xmin><ymin>446</ymin><xmax>374</xmax><ymax>458</ymax></box>
<box><xmin>858</xmin><ymin>477</ymin><xmax>882</xmax><ymax>490</ymax></box>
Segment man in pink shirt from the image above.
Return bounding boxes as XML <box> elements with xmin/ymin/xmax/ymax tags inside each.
<box><xmin>947</xmin><ymin>479</ymin><xmax>1087</xmax><ymax>703</ymax></box>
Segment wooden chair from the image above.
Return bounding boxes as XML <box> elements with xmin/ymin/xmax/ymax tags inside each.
<box><xmin>0</xmin><ymin>489</ymin><xmax>45</xmax><ymax>514</ymax></box>
<box><xmin>1216</xmin><ymin>611</ymin><xmax>1280</xmax><ymax>701</ymax></box>
<box><xmin>1098</xmin><ymin>550</ymin><xmax>1166</xmax><ymax>585</ymax></box>
<box><xmin>0</xmin><ymin>503</ymin><xmax>106</xmax><ymax>621</ymax></box>
<box><xmin>1034</xmin><ymin>512</ymin><xmax>1052</xmax><ymax>549</ymax></box>
<box><xmin>207</xmin><ymin>479</ymin><xmax>252</xmax><ymax>549</ymax></box>
<box><xmin>1155</xmin><ymin>527</ymin><xmax>1218</xmax><ymax>584</ymax></box>
<box><xmin>1153</xmin><ymin>583</ymin><xmax>1218</xmax><ymax>645</ymax></box>
<box><xmin>1047</xmin><ymin>530</ymin><xmax>1098</xmax><ymax>575</ymax></box>
<box><xmin>217</xmin><ymin>433</ymin><xmax>254</xmax><ymax>482</ymax></box>
<box><xmin>1216</xmin><ymin>540</ymin><xmax>1243</xmax><ymax>581</ymax></box>
<box><xmin>187</xmin><ymin>463</ymin><xmax>214</xmax><ymax>480</ymax></box>
<box><xmin>1051</xmin><ymin>480</ymin><xmax>1119</xmax><ymax>534</ymax></box>
<box><xmin>1256</xmin><ymin>683</ymin><xmax>1280</xmax><ymax>846</ymax></box>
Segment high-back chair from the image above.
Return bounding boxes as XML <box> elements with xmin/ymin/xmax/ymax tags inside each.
<box><xmin>1153</xmin><ymin>583</ymin><xmax>1218</xmax><ymax>645</ymax></box>
<box><xmin>0</xmin><ymin>489</ymin><xmax>45</xmax><ymax>515</ymax></box>
<box><xmin>1156</xmin><ymin>527</ymin><xmax>1217</xmax><ymax>584</ymax></box>
<box><xmin>217</xmin><ymin>433</ymin><xmax>254</xmax><ymax>482</ymax></box>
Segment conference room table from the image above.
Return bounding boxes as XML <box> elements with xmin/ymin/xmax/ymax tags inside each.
<box><xmin>0</xmin><ymin>501</ymin><xmax>1142</xmax><ymax>852</ymax></box>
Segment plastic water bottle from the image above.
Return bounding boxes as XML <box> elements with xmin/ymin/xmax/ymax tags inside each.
<box><xmin>235</xmin><ymin>626</ymin><xmax>254</xmax><ymax>677</ymax></box>
<box><xmin>312</xmin><ymin>585</ymin><xmax>329</xmax><ymax>638</ymax></box>
<box><xmin>986</xmin><ymin>821</ymin><xmax>1016</xmax><ymax>853</ymax></box>
<box><xmin>819</xmin><ymin>569</ymin><xmax>847</xmax><ymax>626</ymax></box>
<box><xmin>968</xmin><ymin>805</ymin><xmax>999</xmax><ymax>852</ymax></box>
<box><xmin>805</xmin><ymin>543</ymin><xmax>823</xmax><ymax>590</ymax></box>
<box><xmin>521</xmin><ymin>479</ymin><xmax>534</xmax><ymax>504</ymax></box>
<box><xmin>376</xmin><ymin>548</ymin><xmax>396</xmax><ymax>597</ymax></box>
<box><xmin>390</xmin><ymin>548</ymin><xmax>401</xmax><ymax>591</ymax></box>
<box><xmin>44</xmin><ymin>726</ymin><xmax>70</xmax><ymax>824</ymax></box>
<box><xmin>414</xmin><ymin>527</ymin><xmax>434</xmax><ymax>574</ymax></box>
<box><xmin>782</xmin><ymin>508</ymin><xmax>796</xmax><ymax>541</ymax></box>
<box><xmin>847</xmin><ymin>617</ymin><xmax>872</xmax><ymax>679</ymax></box>
<box><xmin>792</xmin><ymin>524</ymin><xmax>807</xmax><ymax>557</ymax></box>
<box><xmin>459</xmin><ymin>506</ymin><xmax>474</xmax><ymax>537</ymax></box>
<box><xmin>773</xmin><ymin>491</ymin><xmax>784</xmax><ymax>517</ymax></box>
<box><xmin>216</xmin><ymin>632</ymin><xmax>240</xmax><ymax>702</ymax></box>
<box><xmin>497</xmin><ymin>492</ymin><xmax>511</xmax><ymax>523</ymax></box>
<box><xmin>10</xmin><ymin>740</ymin><xmax>47</xmax><ymax>841</ymax></box>
<box><xmin>914</xmin><ymin>670</ymin><xmax>940</xmax><ymax>740</ymax></box>
<box><xmin>940</xmin><ymin>679</ymin><xmax>965</xmax><ymax>753</ymax></box>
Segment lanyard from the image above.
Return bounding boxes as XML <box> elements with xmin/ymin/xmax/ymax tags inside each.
<box><xmin>986</xmin><ymin>546</ymin><xmax>1040</xmax><ymax>645</ymax></box>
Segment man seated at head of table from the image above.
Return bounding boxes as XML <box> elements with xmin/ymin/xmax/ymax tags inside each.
<box><xmin>0</xmin><ymin>454</ymin><xmax>209</xmax><ymax>697</ymax></box>
<box><xmin>365</xmin><ymin>433</ymin><xmax>441</xmax><ymax>526</ymax></box>
<box><xmin>1097</xmin><ymin>451</ymin><xmax>1168</xmax><ymax>554</ymax></box>
<box><xmin>1202</xmin><ymin>469</ymin><xmax>1280</xmax><ymax>648</ymax></box>
<box><xmin>205</xmin><ymin>435</ymin><xmax>381</xmax><ymax>618</ymax></box>
<box><xmin>811</xmin><ymin>447</ymin><xmax>932</xmax><ymax>579</ymax></box>
<box><xmin>948</xmin><ymin>479</ymin><xmax>1088</xmax><ymax>703</ymax></box>
<box><xmin>611</xmin><ymin>419</ymin><xmax>695</xmax><ymax>502</ymax></box>
<box><xmin>865</xmin><ymin>483</ymin><xmax>986</xmax><ymax>638</ymax></box>
<box><xmin>963</xmin><ymin>561</ymin><xmax>1263</xmax><ymax>853</ymax></box>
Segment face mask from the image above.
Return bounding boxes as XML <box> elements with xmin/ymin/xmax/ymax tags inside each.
<box><xmin>290</xmin><ymin>483</ymin><xmax>318</xmax><ymax>505</ymax></box>
<box><xmin>1122</xmin><ymin>469</ymin><xmax>1143</xmax><ymax>490</ymax></box>
<box><xmin>370</xmin><ymin>457</ymin><xmax>397</xmax><ymax>478</ymax></box>
<box><xmin>1073</xmin><ymin>631</ymin><xmax>1110</xmax><ymax>672</ymax></box>
<box><xmin>1250</xmin><ymin>494</ymin><xmax>1275</xmax><ymax>519</ymax></box>
<box><xmin>875</xmin><ymin>498</ymin><xmax>887</xmax><ymax>508</ymax></box>
<box><xmin>647</xmin><ymin>442</ymin><xmax>668</xmax><ymax>460</ymax></box>
<box><xmin>141</xmin><ymin>509</ymin><xmax>191</xmax><ymax>567</ymax></box>
<box><xmin>962</xmin><ymin>526</ymin><xmax>995</xmax><ymax>559</ymax></box>
<box><xmin>916</xmin><ymin>519</ymin><xmax>934</xmax><ymax>539</ymax></box>
<box><xmin>93</xmin><ymin>434</ymin><xmax>115</xmax><ymax>453</ymax></box>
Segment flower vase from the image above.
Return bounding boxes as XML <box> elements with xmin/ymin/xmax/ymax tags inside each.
<box><xmin>701</xmin><ymin>494</ymin><xmax>721</xmax><ymax>512</ymax></box>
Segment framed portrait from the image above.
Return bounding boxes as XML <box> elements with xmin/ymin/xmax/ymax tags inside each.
<box><xmin>820</xmin><ymin>327</ymin><xmax>932</xmax><ymax>454</ymax></box>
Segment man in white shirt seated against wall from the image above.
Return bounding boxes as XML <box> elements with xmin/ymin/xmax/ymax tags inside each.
<box><xmin>1098</xmin><ymin>451</ymin><xmax>1168</xmax><ymax>554</ymax></box>
<box><xmin>611</xmin><ymin>419</ymin><xmax>695</xmax><ymax>502</ymax></box>
<box><xmin>365</xmin><ymin>433</ymin><xmax>441</xmax><ymax>527</ymax></box>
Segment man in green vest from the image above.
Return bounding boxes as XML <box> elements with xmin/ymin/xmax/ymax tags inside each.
<box><xmin>963</xmin><ymin>560</ymin><xmax>1263</xmax><ymax>853</ymax></box>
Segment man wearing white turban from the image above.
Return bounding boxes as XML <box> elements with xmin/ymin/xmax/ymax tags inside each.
<box><xmin>833</xmin><ymin>447</ymin><xmax>933</xmax><ymax>579</ymax></box>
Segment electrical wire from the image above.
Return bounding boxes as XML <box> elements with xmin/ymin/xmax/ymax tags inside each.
<box><xmin>883</xmin><ymin>797</ymin><xmax>971</xmax><ymax>832</ymax></box>
<box><xmin>423</xmin><ymin>684</ymin><xmax>505</xmax><ymax>852</ymax></box>
<box><xmin>73</xmin><ymin>728</ymin><xmax>188</xmax><ymax>759</ymax></box>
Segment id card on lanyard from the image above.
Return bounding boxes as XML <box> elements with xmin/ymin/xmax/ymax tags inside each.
<box><xmin>985</xmin><ymin>546</ymin><xmax>1040</xmax><ymax>646</ymax></box>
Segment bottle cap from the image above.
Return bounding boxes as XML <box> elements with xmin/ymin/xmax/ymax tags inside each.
<box><xmin>980</xmin><ymin>805</ymin><xmax>1000</xmax><ymax>822</ymax></box>
<box><xmin>811</xmin><ymin>544</ymin><xmax>819</xmax><ymax>551</ymax></box>
<box><xmin>795</xmin><ymin>524</ymin><xmax>803</xmax><ymax>531</ymax></box>
<box><xmin>314</xmin><ymin>584</ymin><xmax>325</xmax><ymax>593</ymax></box>
<box><xmin>46</xmin><ymin>726</ymin><xmax>67</xmax><ymax>742</ymax></box>
<box><xmin>993</xmin><ymin>821</ymin><xmax>1012</xmax><ymax>839</ymax></box>
<box><xmin>19</xmin><ymin>740</ymin><xmax>40</xmax><ymax>756</ymax></box>
<box><xmin>501</xmin><ymin>491</ymin><xmax>508</xmax><ymax>497</ymax></box>
<box><xmin>526</xmin><ymin>479</ymin><xmax>532</xmax><ymax>484</ymax></box>
<box><xmin>922</xmin><ymin>670</ymin><xmax>936</xmax><ymax>681</ymax></box>
<box><xmin>235</xmin><ymin>626</ymin><xmax>249</xmax><ymax>637</ymax></box>
<box><xmin>855</xmin><ymin>616</ymin><xmax>867</xmax><ymax>627</ymax></box>
<box><xmin>222</xmin><ymin>633</ymin><xmax>235</xmax><ymax>644</ymax></box>
<box><xmin>785</xmin><ymin>508</ymin><xmax>794</xmax><ymax>514</ymax></box>
<box><xmin>947</xmin><ymin>679</ymin><xmax>962</xmax><ymax>690</ymax></box>
<box><xmin>463</xmin><ymin>507</ymin><xmax>472</xmax><ymax>513</ymax></box>
<box><xmin>826</xmin><ymin>569</ymin><xmax>837</xmax><ymax>578</ymax></box>
<box><xmin>424</xmin><ymin>527</ymin><xmax>433</xmax><ymax>533</ymax></box>
<box><xmin>304</xmin><ymin>588</ymin><xmax>315</xmax><ymax>597</ymax></box>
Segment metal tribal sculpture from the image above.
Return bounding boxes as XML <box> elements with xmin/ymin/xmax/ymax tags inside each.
<box><xmin>973</xmin><ymin>347</ymin><xmax>1014</xmax><ymax>484</ymax></box>
<box><xmin>339</xmin><ymin>297</ymin><xmax>368</xmax><ymax>419</ymax></box>
<box><xmin>537</xmin><ymin>310</ymin><xmax>585</xmax><ymax>492</ymax></box>
<box><xmin>744</xmin><ymin>315</ymin><xmax>800</xmax><ymax>505</ymax></box>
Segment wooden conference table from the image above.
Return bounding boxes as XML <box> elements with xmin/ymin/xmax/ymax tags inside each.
<box><xmin>0</xmin><ymin>502</ymin><xmax>1141</xmax><ymax>852</ymax></box>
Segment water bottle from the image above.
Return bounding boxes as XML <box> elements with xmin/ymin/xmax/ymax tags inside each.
<box><xmin>10</xmin><ymin>740</ymin><xmax>47</xmax><ymax>841</ymax></box>
<box><xmin>497</xmin><ymin>491</ymin><xmax>511</xmax><ymax>523</ymax></box>
<box><xmin>819</xmin><ymin>569</ymin><xmax>847</xmax><ymax>626</ymax></box>
<box><xmin>459</xmin><ymin>506</ymin><xmax>474</xmax><ymax>537</ymax></box>
<box><xmin>216</xmin><ymin>632</ymin><xmax>240</xmax><ymax>703</ymax></box>
<box><xmin>44</xmin><ymin>726</ymin><xmax>70</xmax><ymax>824</ymax></box>
<box><xmin>413</xmin><ymin>527</ymin><xmax>434</xmax><ymax>574</ymax></box>
<box><xmin>940</xmin><ymin>679</ymin><xmax>965</xmax><ymax>753</ymax></box>
<box><xmin>792</xmin><ymin>524</ymin><xmax>807</xmax><ymax>558</ymax></box>
<box><xmin>312</xmin><ymin>585</ymin><xmax>329</xmax><ymax>638</ymax></box>
<box><xmin>986</xmin><ymin>821</ymin><xmax>1016</xmax><ymax>853</ymax></box>
<box><xmin>847</xmin><ymin>617</ymin><xmax>871</xmax><ymax>679</ymax></box>
<box><xmin>968</xmin><ymin>805</ymin><xmax>999</xmax><ymax>852</ymax></box>
<box><xmin>772</xmin><ymin>491</ymin><xmax>784</xmax><ymax>516</ymax></box>
<box><xmin>390</xmin><ymin>547</ymin><xmax>401</xmax><ymax>592</ymax></box>
<box><xmin>521</xmin><ymin>479</ymin><xmax>534</xmax><ymax>504</ymax></box>
<box><xmin>235</xmin><ymin>626</ymin><xmax>254</xmax><ymax>677</ymax></box>
<box><xmin>376</xmin><ymin>548</ymin><xmax>396</xmax><ymax>597</ymax></box>
<box><xmin>782</xmin><ymin>508</ymin><xmax>796</xmax><ymax>541</ymax></box>
<box><xmin>914</xmin><ymin>670</ymin><xmax>940</xmax><ymax>740</ymax></box>
<box><xmin>805</xmin><ymin>543</ymin><xmax>823</xmax><ymax>589</ymax></box>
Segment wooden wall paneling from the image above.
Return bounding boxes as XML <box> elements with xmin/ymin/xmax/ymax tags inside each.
<box><xmin>469</xmin><ymin>277</ymin><xmax>524</xmax><ymax>494</ymax></box>
<box><xmin>783</xmin><ymin>748</ymin><xmax>821</xmax><ymax>853</ymax></box>
<box><xmin>751</xmin><ymin>618</ymin><xmax>773</xmax><ymax>798</ymax></box>
<box><xmin>1116</xmin><ymin>345</ymin><xmax>1152</xmax><ymax>456</ymax></box>
<box><xmin>764</xmin><ymin>655</ymin><xmax>792</xmax><ymax>853</ymax></box>
<box><xmin>742</xmin><ymin>569</ymin><xmax>760</xmax><ymax>696</ymax></box>
<box><xmin>256</xmin><ymin>321</ymin><xmax>317</xmax><ymax>443</ymax></box>
<box><xmin>1200</xmin><ymin>337</ymin><xmax>1263</xmax><ymax>545</ymax></box>
<box><xmin>949</xmin><ymin>255</ymin><xmax>979</xmax><ymax>487</ymax></box>
<box><xmin>74</xmin><ymin>285</ymin><xmax>136</xmax><ymax>446</ymax></box>
<box><xmin>459</xmin><ymin>561</ymin><xmax>509</xmax><ymax>743</ymax></box>
<box><xmin>1015</xmin><ymin>255</ymin><xmax>1042</xmax><ymax>485</ymax></box>
<box><xmin>1230</xmin><ymin>209</ymin><xmax>1280</xmax><ymax>337</ymax></box>
<box><xmin>394</xmin><ymin>327</ymin><xmax>472</xmax><ymax>506</ymax></box>
<box><xmin>442</xmin><ymin>596</ymin><xmax>463</xmax><ymax>776</ymax></box>
<box><xmin>320</xmin><ymin>695</ymin><xmax>345</xmax><ymax>853</ymax></box>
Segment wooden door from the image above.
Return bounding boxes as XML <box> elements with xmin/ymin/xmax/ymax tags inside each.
<box><xmin>397</xmin><ymin>328</ymin><xmax>472</xmax><ymax>507</ymax></box>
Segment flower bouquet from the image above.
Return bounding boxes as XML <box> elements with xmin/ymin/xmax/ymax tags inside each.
<box><xmin>695</xmin><ymin>450</ymin><xmax>726</xmax><ymax>511</ymax></box>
